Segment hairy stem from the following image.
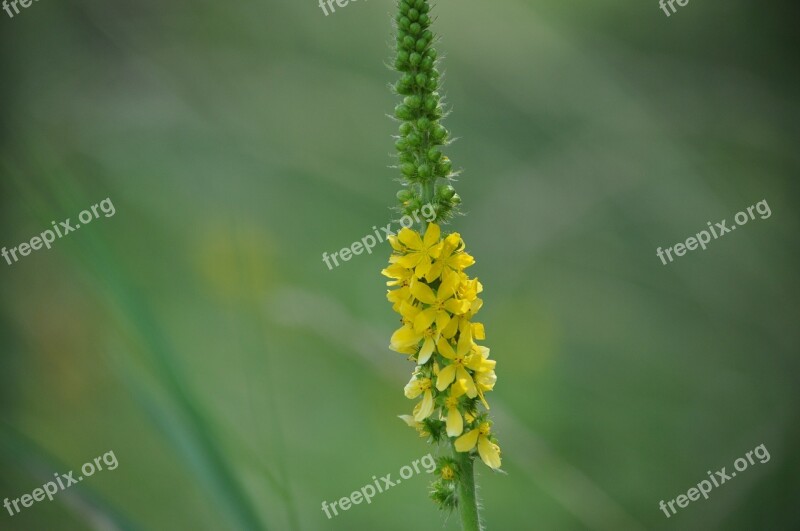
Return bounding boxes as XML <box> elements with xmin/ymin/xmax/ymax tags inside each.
<box><xmin>454</xmin><ymin>449</ymin><xmax>481</xmax><ymax>531</ymax></box>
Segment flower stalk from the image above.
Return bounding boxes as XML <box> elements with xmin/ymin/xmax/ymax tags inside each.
<box><xmin>384</xmin><ymin>2</ymin><xmax>502</xmax><ymax>529</ymax></box>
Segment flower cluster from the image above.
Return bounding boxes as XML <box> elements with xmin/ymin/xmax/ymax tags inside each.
<box><xmin>391</xmin><ymin>0</ymin><xmax>460</xmax><ymax>222</ymax></box>
<box><xmin>383</xmin><ymin>222</ymin><xmax>501</xmax><ymax>471</ymax></box>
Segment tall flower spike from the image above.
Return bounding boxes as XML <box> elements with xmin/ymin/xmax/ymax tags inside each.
<box><xmin>384</xmin><ymin>2</ymin><xmax>502</xmax><ymax>529</ymax></box>
<box><xmin>393</xmin><ymin>0</ymin><xmax>461</xmax><ymax>222</ymax></box>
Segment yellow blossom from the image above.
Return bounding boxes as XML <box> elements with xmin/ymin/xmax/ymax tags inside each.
<box><xmin>390</xmin><ymin>303</ymin><xmax>440</xmax><ymax>364</ymax></box>
<box><xmin>390</xmin><ymin>223</ymin><xmax>442</xmax><ymax>279</ymax></box>
<box><xmin>436</xmin><ymin>326</ymin><xmax>481</xmax><ymax>397</ymax></box>
<box><xmin>443</xmin><ymin>390</ymin><xmax>465</xmax><ymax>437</ymax></box>
<box><xmin>440</xmin><ymin>465</ymin><xmax>455</xmax><ymax>480</ymax></box>
<box><xmin>426</xmin><ymin>232</ymin><xmax>475</xmax><ymax>281</ymax></box>
<box><xmin>410</xmin><ymin>274</ymin><xmax>469</xmax><ymax>334</ymax></box>
<box><xmin>404</xmin><ymin>375</ymin><xmax>435</xmax><ymax>421</ymax></box>
<box><xmin>398</xmin><ymin>414</ymin><xmax>429</xmax><ymax>438</ymax></box>
<box><xmin>454</xmin><ymin>422</ymin><xmax>502</xmax><ymax>470</ymax></box>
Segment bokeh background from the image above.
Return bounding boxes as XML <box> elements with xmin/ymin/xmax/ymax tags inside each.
<box><xmin>1</xmin><ymin>0</ymin><xmax>798</xmax><ymax>530</ymax></box>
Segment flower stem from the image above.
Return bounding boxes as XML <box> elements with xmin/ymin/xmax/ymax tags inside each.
<box><xmin>454</xmin><ymin>449</ymin><xmax>482</xmax><ymax>531</ymax></box>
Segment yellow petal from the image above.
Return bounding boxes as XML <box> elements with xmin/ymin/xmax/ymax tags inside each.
<box><xmin>424</xmin><ymin>262</ymin><xmax>443</xmax><ymax>283</ymax></box>
<box><xmin>388</xmin><ymin>235</ymin><xmax>404</xmax><ymax>252</ymax></box>
<box><xmin>437</xmin><ymin>338</ymin><xmax>456</xmax><ymax>359</ymax></box>
<box><xmin>418</xmin><ymin>337</ymin><xmax>435</xmax><ymax>364</ymax></box>
<box><xmin>409</xmin><ymin>278</ymin><xmax>437</xmax><ymax>304</ymax></box>
<box><xmin>454</xmin><ymin>428</ymin><xmax>479</xmax><ymax>452</ymax></box>
<box><xmin>444</xmin><ymin>298</ymin><xmax>470</xmax><ymax>315</ymax></box>
<box><xmin>441</xmin><ymin>317</ymin><xmax>459</xmax><ymax>339</ymax></box>
<box><xmin>437</xmin><ymin>270</ymin><xmax>460</xmax><ymax>300</ymax></box>
<box><xmin>422</xmin><ymin>223</ymin><xmax>441</xmax><ymax>247</ymax></box>
<box><xmin>404</xmin><ymin>377</ymin><xmax>422</xmax><ymax>399</ymax></box>
<box><xmin>456</xmin><ymin>323</ymin><xmax>472</xmax><ymax>357</ymax></box>
<box><xmin>449</xmin><ymin>252</ymin><xmax>475</xmax><ymax>270</ymax></box>
<box><xmin>415</xmin><ymin>390</ymin><xmax>434</xmax><ymax>421</ymax></box>
<box><xmin>398</xmin><ymin>227</ymin><xmax>423</xmax><ymax>250</ymax></box>
<box><xmin>436</xmin><ymin>364</ymin><xmax>457</xmax><ymax>391</ymax></box>
<box><xmin>446</xmin><ymin>406</ymin><xmax>464</xmax><ymax>437</ymax></box>
<box><xmin>391</xmin><ymin>325</ymin><xmax>421</xmax><ymax>349</ymax></box>
<box><xmin>457</xmin><ymin>366</ymin><xmax>478</xmax><ymax>398</ymax></box>
<box><xmin>477</xmin><ymin>436</ymin><xmax>502</xmax><ymax>469</ymax></box>
<box><xmin>414</xmin><ymin>256</ymin><xmax>433</xmax><ymax>279</ymax></box>
<box><xmin>414</xmin><ymin>308</ymin><xmax>437</xmax><ymax>333</ymax></box>
<box><xmin>471</xmin><ymin>322</ymin><xmax>485</xmax><ymax>340</ymax></box>
<box><xmin>435</xmin><ymin>311</ymin><xmax>450</xmax><ymax>333</ymax></box>
<box><xmin>398</xmin><ymin>415</ymin><xmax>419</xmax><ymax>428</ymax></box>
<box><xmin>394</xmin><ymin>252</ymin><xmax>421</xmax><ymax>269</ymax></box>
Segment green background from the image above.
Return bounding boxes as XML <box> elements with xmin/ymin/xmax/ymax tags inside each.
<box><xmin>1</xmin><ymin>0</ymin><xmax>798</xmax><ymax>529</ymax></box>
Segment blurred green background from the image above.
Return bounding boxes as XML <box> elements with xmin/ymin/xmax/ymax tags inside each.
<box><xmin>1</xmin><ymin>0</ymin><xmax>798</xmax><ymax>530</ymax></box>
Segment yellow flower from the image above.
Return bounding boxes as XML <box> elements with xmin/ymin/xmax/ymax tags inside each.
<box><xmin>454</xmin><ymin>422</ymin><xmax>502</xmax><ymax>470</ymax></box>
<box><xmin>443</xmin><ymin>390</ymin><xmax>465</xmax><ymax>437</ymax></box>
<box><xmin>410</xmin><ymin>274</ymin><xmax>469</xmax><ymax>334</ymax></box>
<box><xmin>436</xmin><ymin>326</ymin><xmax>481</xmax><ymax>397</ymax></box>
<box><xmin>404</xmin><ymin>375</ymin><xmax>435</xmax><ymax>421</ymax></box>
<box><xmin>471</xmin><ymin>345</ymin><xmax>497</xmax><ymax>408</ymax></box>
<box><xmin>427</xmin><ymin>232</ymin><xmax>475</xmax><ymax>281</ymax></box>
<box><xmin>390</xmin><ymin>303</ymin><xmax>440</xmax><ymax>364</ymax></box>
<box><xmin>382</xmin><ymin>263</ymin><xmax>414</xmax><ymax>312</ymax></box>
<box><xmin>398</xmin><ymin>414</ymin><xmax>429</xmax><ymax>438</ymax></box>
<box><xmin>391</xmin><ymin>223</ymin><xmax>442</xmax><ymax>279</ymax></box>
<box><xmin>440</xmin><ymin>465</ymin><xmax>455</xmax><ymax>480</ymax></box>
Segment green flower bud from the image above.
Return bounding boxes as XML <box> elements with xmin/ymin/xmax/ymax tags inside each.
<box><xmin>427</xmin><ymin>148</ymin><xmax>442</xmax><ymax>162</ymax></box>
<box><xmin>418</xmin><ymin>163</ymin><xmax>432</xmax><ymax>179</ymax></box>
<box><xmin>416</xmin><ymin>38</ymin><xmax>428</xmax><ymax>52</ymax></box>
<box><xmin>396</xmin><ymin>50</ymin><xmax>409</xmax><ymax>64</ymax></box>
<box><xmin>421</xmin><ymin>56</ymin><xmax>434</xmax><ymax>70</ymax></box>
<box><xmin>406</xmin><ymin>132</ymin><xmax>422</xmax><ymax>146</ymax></box>
<box><xmin>415</xmin><ymin>73</ymin><xmax>428</xmax><ymax>87</ymax></box>
<box><xmin>404</xmin><ymin>95</ymin><xmax>421</xmax><ymax>108</ymax></box>
<box><xmin>403</xmin><ymin>35</ymin><xmax>416</xmax><ymax>49</ymax></box>
<box><xmin>423</xmin><ymin>95</ymin><xmax>438</xmax><ymax>112</ymax></box>
<box><xmin>396</xmin><ymin>189</ymin><xmax>414</xmax><ymax>202</ymax></box>
<box><xmin>450</xmin><ymin>193</ymin><xmax>461</xmax><ymax>205</ymax></box>
<box><xmin>419</xmin><ymin>14</ymin><xmax>431</xmax><ymax>26</ymax></box>
<box><xmin>398</xmin><ymin>151</ymin><xmax>414</xmax><ymax>164</ymax></box>
<box><xmin>410</xmin><ymin>22</ymin><xmax>422</xmax><ymax>35</ymax></box>
<box><xmin>395</xmin><ymin>80</ymin><xmax>412</xmax><ymax>95</ymax></box>
<box><xmin>438</xmin><ymin>157</ymin><xmax>452</xmax><ymax>175</ymax></box>
<box><xmin>399</xmin><ymin>16</ymin><xmax>410</xmax><ymax>29</ymax></box>
<box><xmin>409</xmin><ymin>52</ymin><xmax>422</xmax><ymax>66</ymax></box>
<box><xmin>437</xmin><ymin>184</ymin><xmax>456</xmax><ymax>200</ymax></box>
<box><xmin>395</xmin><ymin>104</ymin><xmax>413</xmax><ymax>120</ymax></box>
<box><xmin>432</xmin><ymin>124</ymin><xmax>448</xmax><ymax>142</ymax></box>
<box><xmin>406</xmin><ymin>197</ymin><xmax>423</xmax><ymax>212</ymax></box>
<box><xmin>399</xmin><ymin>122</ymin><xmax>413</xmax><ymax>135</ymax></box>
<box><xmin>407</xmin><ymin>8</ymin><xmax>419</xmax><ymax>21</ymax></box>
<box><xmin>400</xmin><ymin>162</ymin><xmax>416</xmax><ymax>176</ymax></box>
<box><xmin>416</xmin><ymin>117</ymin><xmax>431</xmax><ymax>130</ymax></box>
